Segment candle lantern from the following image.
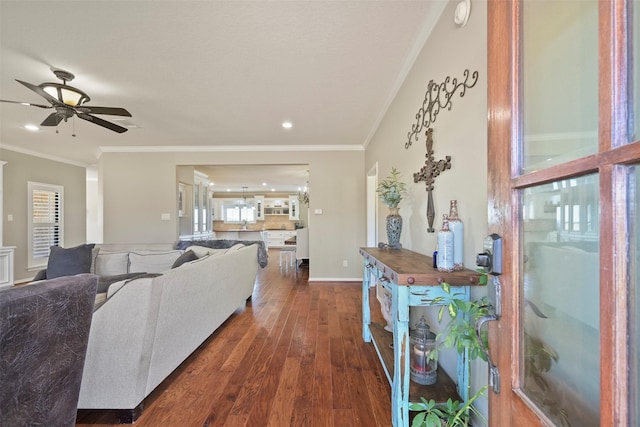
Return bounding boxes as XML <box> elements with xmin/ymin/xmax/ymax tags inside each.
<box><xmin>410</xmin><ymin>316</ymin><xmax>437</xmax><ymax>385</ymax></box>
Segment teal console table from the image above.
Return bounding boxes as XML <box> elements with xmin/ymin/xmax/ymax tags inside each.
<box><xmin>360</xmin><ymin>247</ymin><xmax>480</xmax><ymax>427</ymax></box>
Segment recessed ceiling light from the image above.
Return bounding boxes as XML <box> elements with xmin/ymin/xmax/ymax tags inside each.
<box><xmin>282</xmin><ymin>121</ymin><xmax>293</xmax><ymax>129</ymax></box>
<box><xmin>24</xmin><ymin>124</ymin><xmax>39</xmax><ymax>131</ymax></box>
<box><xmin>209</xmin><ymin>182</ymin><xmax>215</xmax><ymax>186</ymax></box>
<box><xmin>262</xmin><ymin>182</ymin><xmax>267</xmax><ymax>186</ymax></box>
<box><xmin>271</xmin><ymin>188</ymin><xmax>276</xmax><ymax>192</ymax></box>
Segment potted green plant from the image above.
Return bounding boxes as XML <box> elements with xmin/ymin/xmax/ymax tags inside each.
<box><xmin>377</xmin><ymin>167</ymin><xmax>407</xmax><ymax>248</ymax></box>
<box><xmin>410</xmin><ymin>387</ymin><xmax>487</xmax><ymax>427</ymax></box>
<box><xmin>410</xmin><ymin>272</ymin><xmax>490</xmax><ymax>426</ymax></box>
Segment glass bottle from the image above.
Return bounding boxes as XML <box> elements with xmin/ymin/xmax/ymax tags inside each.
<box><xmin>432</xmin><ymin>244</ymin><xmax>438</xmax><ymax>269</ymax></box>
<box><xmin>448</xmin><ymin>200</ymin><xmax>464</xmax><ymax>271</ymax></box>
<box><xmin>437</xmin><ymin>215</ymin><xmax>454</xmax><ymax>272</ymax></box>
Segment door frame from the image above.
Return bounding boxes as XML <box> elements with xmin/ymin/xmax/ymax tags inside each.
<box><xmin>366</xmin><ymin>162</ymin><xmax>379</xmax><ymax>248</ymax></box>
<box><xmin>487</xmin><ymin>0</ymin><xmax>637</xmax><ymax>425</ymax></box>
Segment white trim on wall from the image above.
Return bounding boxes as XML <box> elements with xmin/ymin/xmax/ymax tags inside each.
<box><xmin>366</xmin><ymin>162</ymin><xmax>379</xmax><ymax>248</ymax></box>
<box><xmin>99</xmin><ymin>145</ymin><xmax>365</xmax><ymax>154</ymax></box>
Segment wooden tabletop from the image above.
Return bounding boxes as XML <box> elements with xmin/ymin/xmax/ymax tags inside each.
<box><xmin>359</xmin><ymin>247</ymin><xmax>480</xmax><ymax>287</ymax></box>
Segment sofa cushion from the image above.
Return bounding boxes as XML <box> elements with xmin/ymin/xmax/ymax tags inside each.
<box><xmin>104</xmin><ymin>273</ymin><xmax>163</xmax><ymax>299</ymax></box>
<box><xmin>97</xmin><ymin>273</ymin><xmax>149</xmax><ymax>294</ymax></box>
<box><xmin>171</xmin><ymin>250</ymin><xmax>198</xmax><ymax>269</ymax></box>
<box><xmin>89</xmin><ymin>247</ymin><xmax>100</xmax><ymax>274</ymax></box>
<box><xmin>225</xmin><ymin>243</ymin><xmax>245</xmax><ymax>253</ymax></box>
<box><xmin>185</xmin><ymin>245</ymin><xmax>227</xmax><ymax>258</ymax></box>
<box><xmin>129</xmin><ymin>250</ymin><xmax>182</xmax><ymax>273</ymax></box>
<box><xmin>95</xmin><ymin>251</ymin><xmax>130</xmax><ymax>276</ymax></box>
<box><xmin>46</xmin><ymin>244</ymin><xmax>95</xmax><ymax>279</ymax></box>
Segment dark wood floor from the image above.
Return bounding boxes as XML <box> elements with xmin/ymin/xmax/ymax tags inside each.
<box><xmin>76</xmin><ymin>249</ymin><xmax>392</xmax><ymax>427</ymax></box>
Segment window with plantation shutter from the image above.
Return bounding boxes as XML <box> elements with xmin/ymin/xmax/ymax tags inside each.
<box><xmin>28</xmin><ymin>182</ymin><xmax>63</xmax><ymax>269</ymax></box>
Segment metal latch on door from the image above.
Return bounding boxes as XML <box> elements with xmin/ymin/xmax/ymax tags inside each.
<box><xmin>475</xmin><ymin>233</ymin><xmax>502</xmax><ymax>394</ymax></box>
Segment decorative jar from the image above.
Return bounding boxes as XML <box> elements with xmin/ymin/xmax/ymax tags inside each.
<box><xmin>410</xmin><ymin>316</ymin><xmax>437</xmax><ymax>385</ymax></box>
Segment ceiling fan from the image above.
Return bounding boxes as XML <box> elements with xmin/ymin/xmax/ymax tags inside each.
<box><xmin>0</xmin><ymin>68</ymin><xmax>132</xmax><ymax>133</ymax></box>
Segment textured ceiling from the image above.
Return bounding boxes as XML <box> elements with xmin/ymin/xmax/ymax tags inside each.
<box><xmin>0</xmin><ymin>1</ymin><xmax>445</xmax><ymax>189</ymax></box>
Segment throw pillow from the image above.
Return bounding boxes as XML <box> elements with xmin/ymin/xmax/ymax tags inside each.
<box><xmin>185</xmin><ymin>245</ymin><xmax>227</xmax><ymax>258</ymax></box>
<box><xmin>89</xmin><ymin>247</ymin><xmax>100</xmax><ymax>274</ymax></box>
<box><xmin>95</xmin><ymin>251</ymin><xmax>130</xmax><ymax>276</ymax></box>
<box><xmin>46</xmin><ymin>244</ymin><xmax>95</xmax><ymax>279</ymax></box>
<box><xmin>225</xmin><ymin>243</ymin><xmax>246</xmax><ymax>253</ymax></box>
<box><xmin>129</xmin><ymin>250</ymin><xmax>182</xmax><ymax>273</ymax></box>
<box><xmin>171</xmin><ymin>250</ymin><xmax>198</xmax><ymax>269</ymax></box>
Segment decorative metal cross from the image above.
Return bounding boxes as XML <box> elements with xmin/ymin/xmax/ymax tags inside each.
<box><xmin>413</xmin><ymin>128</ymin><xmax>451</xmax><ymax>232</ymax></box>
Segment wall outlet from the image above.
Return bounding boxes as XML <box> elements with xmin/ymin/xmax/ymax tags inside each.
<box><xmin>161</xmin><ymin>213</ymin><xmax>171</xmax><ymax>221</ymax></box>
<box><xmin>343</xmin><ymin>260</ymin><xmax>348</xmax><ymax>267</ymax></box>
<box><xmin>7</xmin><ymin>214</ymin><xmax>13</xmax><ymax>222</ymax></box>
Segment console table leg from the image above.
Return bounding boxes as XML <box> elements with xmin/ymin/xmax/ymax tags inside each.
<box><xmin>362</xmin><ymin>262</ymin><xmax>372</xmax><ymax>342</ymax></box>
<box><xmin>391</xmin><ymin>284</ymin><xmax>410</xmax><ymax>427</ymax></box>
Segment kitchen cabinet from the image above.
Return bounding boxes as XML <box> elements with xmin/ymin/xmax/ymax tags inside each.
<box><xmin>266</xmin><ymin>230</ymin><xmax>296</xmax><ymax>248</ymax></box>
<box><xmin>360</xmin><ymin>247</ymin><xmax>481</xmax><ymax>427</ymax></box>
<box><xmin>211</xmin><ymin>198</ymin><xmax>224</xmax><ymax>221</ymax></box>
<box><xmin>264</xmin><ymin>198</ymin><xmax>289</xmax><ymax>216</ymax></box>
<box><xmin>288</xmin><ymin>195</ymin><xmax>299</xmax><ymax>220</ymax></box>
<box><xmin>178</xmin><ymin>171</ymin><xmax>213</xmax><ymax>240</ymax></box>
<box><xmin>193</xmin><ymin>171</ymin><xmax>211</xmax><ymax>236</ymax></box>
<box><xmin>254</xmin><ymin>195</ymin><xmax>265</xmax><ymax>221</ymax></box>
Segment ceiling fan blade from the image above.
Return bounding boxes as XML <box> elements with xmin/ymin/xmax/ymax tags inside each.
<box><xmin>0</xmin><ymin>99</ymin><xmax>52</xmax><ymax>109</ymax></box>
<box><xmin>40</xmin><ymin>113</ymin><xmax>64</xmax><ymax>126</ymax></box>
<box><xmin>77</xmin><ymin>113</ymin><xmax>128</xmax><ymax>133</ymax></box>
<box><xmin>15</xmin><ymin>79</ymin><xmax>61</xmax><ymax>105</ymax></box>
<box><xmin>76</xmin><ymin>106</ymin><xmax>132</xmax><ymax>117</ymax></box>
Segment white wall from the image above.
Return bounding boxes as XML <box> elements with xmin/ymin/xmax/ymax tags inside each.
<box><xmin>98</xmin><ymin>148</ymin><xmax>365</xmax><ymax>280</ymax></box>
<box><xmin>365</xmin><ymin>0</ymin><xmax>489</xmax><ymax>421</ymax></box>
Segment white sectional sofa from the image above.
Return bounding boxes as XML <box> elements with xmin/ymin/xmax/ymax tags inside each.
<box><xmin>76</xmin><ymin>243</ymin><xmax>260</xmax><ymax>423</ymax></box>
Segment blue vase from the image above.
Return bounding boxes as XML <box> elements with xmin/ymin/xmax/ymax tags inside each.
<box><xmin>386</xmin><ymin>208</ymin><xmax>402</xmax><ymax>248</ymax></box>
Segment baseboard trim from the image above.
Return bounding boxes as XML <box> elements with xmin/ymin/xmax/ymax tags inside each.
<box><xmin>308</xmin><ymin>277</ymin><xmax>362</xmax><ymax>283</ymax></box>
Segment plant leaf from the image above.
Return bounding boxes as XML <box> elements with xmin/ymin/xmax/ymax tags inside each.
<box><xmin>442</xmin><ymin>282</ymin><xmax>450</xmax><ymax>294</ymax></box>
<box><xmin>448</xmin><ymin>302</ymin><xmax>457</xmax><ymax>319</ymax></box>
<box><xmin>425</xmin><ymin>413</ymin><xmax>441</xmax><ymax>427</ymax></box>
<box><xmin>411</xmin><ymin>412</ymin><xmax>426</xmax><ymax>427</ymax></box>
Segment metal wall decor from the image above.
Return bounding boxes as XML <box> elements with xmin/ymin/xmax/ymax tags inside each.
<box><xmin>413</xmin><ymin>128</ymin><xmax>451</xmax><ymax>232</ymax></box>
<box><xmin>405</xmin><ymin>69</ymin><xmax>479</xmax><ymax>149</ymax></box>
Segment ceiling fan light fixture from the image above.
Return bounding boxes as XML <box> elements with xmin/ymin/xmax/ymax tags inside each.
<box><xmin>40</xmin><ymin>82</ymin><xmax>90</xmax><ymax>107</ymax></box>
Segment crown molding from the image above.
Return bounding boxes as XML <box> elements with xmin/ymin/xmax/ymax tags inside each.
<box><xmin>0</xmin><ymin>144</ymin><xmax>89</xmax><ymax>168</ymax></box>
<box><xmin>98</xmin><ymin>144</ymin><xmax>365</xmax><ymax>154</ymax></box>
<box><xmin>0</xmin><ymin>143</ymin><xmax>365</xmax><ymax>168</ymax></box>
